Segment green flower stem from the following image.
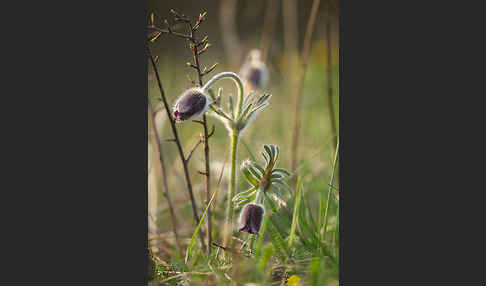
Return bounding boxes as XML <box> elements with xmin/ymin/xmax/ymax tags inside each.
<box><xmin>203</xmin><ymin>72</ymin><xmax>245</xmax><ymax>248</ymax></box>
<box><xmin>202</xmin><ymin>72</ymin><xmax>244</xmax><ymax>119</ymax></box>
<box><xmin>255</xmin><ymin>188</ymin><xmax>263</xmax><ymax>205</ymax></box>
<box><xmin>224</xmin><ymin>130</ymin><xmax>239</xmax><ymax>246</ymax></box>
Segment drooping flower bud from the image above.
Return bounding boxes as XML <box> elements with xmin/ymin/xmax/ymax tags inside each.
<box><xmin>238</xmin><ymin>203</ymin><xmax>265</xmax><ymax>234</ymax></box>
<box><xmin>173</xmin><ymin>88</ymin><xmax>212</xmax><ymax>123</ymax></box>
<box><xmin>239</xmin><ymin>49</ymin><xmax>269</xmax><ymax>90</ymax></box>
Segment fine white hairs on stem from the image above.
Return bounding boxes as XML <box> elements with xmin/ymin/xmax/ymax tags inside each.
<box><xmin>173</xmin><ymin>87</ymin><xmax>212</xmax><ymax>123</ymax></box>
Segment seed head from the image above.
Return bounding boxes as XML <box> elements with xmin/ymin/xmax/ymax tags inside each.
<box><xmin>173</xmin><ymin>88</ymin><xmax>211</xmax><ymax>123</ymax></box>
<box><xmin>238</xmin><ymin>203</ymin><xmax>265</xmax><ymax>234</ymax></box>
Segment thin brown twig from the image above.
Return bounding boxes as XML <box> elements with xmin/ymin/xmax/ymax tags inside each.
<box><xmin>187</xmin><ymin>17</ymin><xmax>214</xmax><ymax>255</ymax></box>
<box><xmin>148</xmin><ymin>26</ymin><xmax>193</xmax><ymax>40</ymax></box>
<box><xmin>147</xmin><ymin>100</ymin><xmax>182</xmax><ymax>255</ymax></box>
<box><xmin>290</xmin><ymin>0</ymin><xmax>322</xmax><ymax>173</ymax></box>
<box><xmin>147</xmin><ymin>45</ymin><xmax>206</xmax><ymax>249</ymax></box>
<box><xmin>186</xmin><ymin>136</ymin><xmax>203</xmax><ymax>163</ymax></box>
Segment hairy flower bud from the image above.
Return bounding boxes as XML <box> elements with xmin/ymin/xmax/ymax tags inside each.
<box><xmin>238</xmin><ymin>203</ymin><xmax>265</xmax><ymax>234</ymax></box>
<box><xmin>173</xmin><ymin>88</ymin><xmax>212</xmax><ymax>123</ymax></box>
<box><xmin>240</xmin><ymin>49</ymin><xmax>269</xmax><ymax>90</ymax></box>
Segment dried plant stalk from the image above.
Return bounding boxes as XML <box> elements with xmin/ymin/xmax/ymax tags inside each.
<box><xmin>290</xmin><ymin>0</ymin><xmax>321</xmax><ymax>173</ymax></box>
<box><xmin>147</xmin><ymin>46</ymin><xmax>206</xmax><ymax>249</ymax></box>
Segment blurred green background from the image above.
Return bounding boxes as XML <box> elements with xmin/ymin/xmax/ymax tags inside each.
<box><xmin>148</xmin><ymin>0</ymin><xmax>339</xmax><ymax>284</ymax></box>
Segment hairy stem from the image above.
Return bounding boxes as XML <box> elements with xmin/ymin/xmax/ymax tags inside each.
<box><xmin>202</xmin><ymin>72</ymin><xmax>245</xmax><ymax>118</ymax></box>
<box><xmin>146</xmin><ymin>45</ymin><xmax>205</xmax><ymax>249</ymax></box>
<box><xmin>224</xmin><ymin>130</ymin><xmax>240</xmax><ymax>246</ymax></box>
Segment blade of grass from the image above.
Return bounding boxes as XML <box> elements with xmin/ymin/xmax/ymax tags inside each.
<box><xmin>322</xmin><ymin>140</ymin><xmax>339</xmax><ymax>242</ymax></box>
<box><xmin>332</xmin><ymin>203</ymin><xmax>339</xmax><ymax>256</ymax></box>
<box><xmin>185</xmin><ymin>190</ymin><xmax>218</xmax><ymax>264</ymax></box>
<box><xmin>241</xmin><ymin>138</ymin><xmax>257</xmax><ymax>162</ymax></box>
<box><xmin>288</xmin><ymin>176</ymin><xmax>303</xmax><ymax>249</ymax></box>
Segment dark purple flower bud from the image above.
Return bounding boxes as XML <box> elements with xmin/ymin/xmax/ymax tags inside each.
<box><xmin>238</xmin><ymin>203</ymin><xmax>265</xmax><ymax>234</ymax></box>
<box><xmin>240</xmin><ymin>49</ymin><xmax>268</xmax><ymax>89</ymax></box>
<box><xmin>173</xmin><ymin>88</ymin><xmax>211</xmax><ymax>123</ymax></box>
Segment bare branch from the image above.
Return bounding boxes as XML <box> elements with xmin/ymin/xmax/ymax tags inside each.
<box><xmin>201</xmin><ymin>62</ymin><xmax>218</xmax><ymax>77</ymax></box>
<box><xmin>186</xmin><ymin>137</ymin><xmax>203</xmax><ymax>163</ymax></box>
<box><xmin>147</xmin><ymin>25</ymin><xmax>192</xmax><ymax>40</ymax></box>
<box><xmin>208</xmin><ymin>125</ymin><xmax>215</xmax><ymax>138</ymax></box>
<box><xmin>192</xmin><ymin>119</ymin><xmax>205</xmax><ymax>125</ymax></box>
<box><xmin>146</xmin><ymin>45</ymin><xmax>206</xmax><ymax>249</ymax></box>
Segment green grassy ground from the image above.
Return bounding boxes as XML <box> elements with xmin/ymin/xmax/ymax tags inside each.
<box><xmin>148</xmin><ymin>39</ymin><xmax>339</xmax><ymax>285</ymax></box>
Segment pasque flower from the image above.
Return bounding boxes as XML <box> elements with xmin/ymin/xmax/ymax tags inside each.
<box><xmin>172</xmin><ymin>72</ymin><xmax>272</xmax><ymax>245</ymax></box>
<box><xmin>239</xmin><ymin>49</ymin><xmax>269</xmax><ymax>90</ymax></box>
<box><xmin>173</xmin><ymin>88</ymin><xmax>212</xmax><ymax>123</ymax></box>
<box><xmin>238</xmin><ymin>203</ymin><xmax>265</xmax><ymax>234</ymax></box>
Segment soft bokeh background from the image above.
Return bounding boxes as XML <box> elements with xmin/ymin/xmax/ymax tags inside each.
<box><xmin>148</xmin><ymin>0</ymin><xmax>339</xmax><ymax>284</ymax></box>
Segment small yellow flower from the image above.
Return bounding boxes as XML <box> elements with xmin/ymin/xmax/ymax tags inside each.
<box><xmin>287</xmin><ymin>274</ymin><xmax>301</xmax><ymax>286</ymax></box>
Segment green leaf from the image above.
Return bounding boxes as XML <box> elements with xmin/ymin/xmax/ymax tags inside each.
<box><xmin>235</xmin><ymin>191</ymin><xmax>257</xmax><ymax>208</ymax></box>
<box><xmin>264</xmin><ymin>145</ymin><xmax>273</xmax><ymax>163</ymax></box>
<box><xmin>210</xmin><ymin>107</ymin><xmax>232</xmax><ymax>121</ymax></box>
<box><xmin>241</xmin><ymin>164</ymin><xmax>259</xmax><ymax>187</ymax></box>
<box><xmin>261</xmin><ymin>151</ymin><xmax>270</xmax><ymax>166</ymax></box>
<box><xmin>247</xmin><ymin>163</ymin><xmax>263</xmax><ymax>180</ymax></box>
<box><xmin>270</xmin><ymin>173</ymin><xmax>283</xmax><ymax>180</ymax></box>
<box><xmin>232</xmin><ymin>188</ymin><xmax>257</xmax><ymax>202</ymax></box>
<box><xmin>238</xmin><ymin>100</ymin><xmax>253</xmax><ymax>121</ymax></box>
<box><xmin>270</xmin><ymin>144</ymin><xmax>279</xmax><ymax>163</ymax></box>
<box><xmin>267</xmin><ymin>190</ymin><xmax>287</xmax><ymax>207</ymax></box>
<box><xmin>243</xmin><ymin>91</ymin><xmax>257</xmax><ymax>107</ymax></box>
<box><xmin>257</xmin><ymin>93</ymin><xmax>271</xmax><ymax>105</ymax></box>
<box><xmin>271</xmin><ymin>181</ymin><xmax>290</xmax><ymax>194</ymax></box>
<box><xmin>250</xmin><ymin>161</ymin><xmax>265</xmax><ymax>176</ymax></box>
<box><xmin>185</xmin><ymin>190</ymin><xmax>217</xmax><ymax>264</ymax></box>
<box><xmin>273</xmin><ymin>168</ymin><xmax>291</xmax><ymax>177</ymax></box>
<box><xmin>245</xmin><ymin>102</ymin><xmax>269</xmax><ymax>121</ymax></box>
<box><xmin>272</xmin><ymin>179</ymin><xmax>291</xmax><ymax>192</ymax></box>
